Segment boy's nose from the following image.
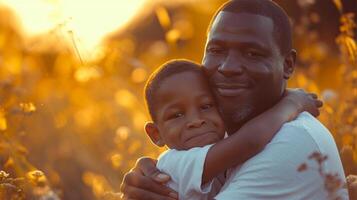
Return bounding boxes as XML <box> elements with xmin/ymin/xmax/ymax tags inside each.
<box><xmin>187</xmin><ymin>118</ymin><xmax>206</xmax><ymax>129</ymax></box>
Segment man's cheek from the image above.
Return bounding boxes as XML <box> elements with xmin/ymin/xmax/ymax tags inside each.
<box><xmin>203</xmin><ymin>65</ymin><xmax>216</xmax><ymax>76</ymax></box>
<box><xmin>203</xmin><ymin>57</ymin><xmax>220</xmax><ymax>72</ymax></box>
<box><xmin>247</xmin><ymin>64</ymin><xmax>272</xmax><ymax>79</ymax></box>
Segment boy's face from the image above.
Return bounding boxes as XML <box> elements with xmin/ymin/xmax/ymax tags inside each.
<box><xmin>148</xmin><ymin>71</ymin><xmax>225</xmax><ymax>150</ymax></box>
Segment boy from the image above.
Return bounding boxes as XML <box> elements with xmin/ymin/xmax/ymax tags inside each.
<box><xmin>144</xmin><ymin>59</ymin><xmax>322</xmax><ymax>199</ymax></box>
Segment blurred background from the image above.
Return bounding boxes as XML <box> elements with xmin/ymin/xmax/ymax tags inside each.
<box><xmin>0</xmin><ymin>0</ymin><xmax>356</xmax><ymax>199</ymax></box>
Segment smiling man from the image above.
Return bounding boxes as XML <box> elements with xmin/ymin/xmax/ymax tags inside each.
<box><xmin>120</xmin><ymin>0</ymin><xmax>348</xmax><ymax>199</ymax></box>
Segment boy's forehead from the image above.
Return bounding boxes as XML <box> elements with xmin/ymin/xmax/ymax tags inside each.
<box><xmin>158</xmin><ymin>71</ymin><xmax>205</xmax><ymax>94</ymax></box>
<box><xmin>155</xmin><ymin>71</ymin><xmax>211</xmax><ymax>104</ymax></box>
<box><xmin>160</xmin><ymin>71</ymin><xmax>206</xmax><ymax>89</ymax></box>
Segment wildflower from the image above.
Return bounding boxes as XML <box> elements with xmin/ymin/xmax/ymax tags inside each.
<box><xmin>0</xmin><ymin>171</ymin><xmax>9</xmax><ymax>180</ymax></box>
<box><xmin>297</xmin><ymin>163</ymin><xmax>308</xmax><ymax>172</ymax></box>
<box><xmin>20</xmin><ymin>102</ymin><xmax>36</xmax><ymax>114</ymax></box>
<box><xmin>26</xmin><ymin>170</ymin><xmax>47</xmax><ymax>187</ymax></box>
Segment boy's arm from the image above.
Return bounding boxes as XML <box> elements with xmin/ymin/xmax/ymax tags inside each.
<box><xmin>202</xmin><ymin>89</ymin><xmax>322</xmax><ymax>184</ymax></box>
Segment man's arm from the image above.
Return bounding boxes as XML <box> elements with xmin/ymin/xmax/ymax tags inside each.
<box><xmin>202</xmin><ymin>89</ymin><xmax>322</xmax><ymax>183</ymax></box>
<box><xmin>120</xmin><ymin>157</ymin><xmax>178</xmax><ymax>200</ymax></box>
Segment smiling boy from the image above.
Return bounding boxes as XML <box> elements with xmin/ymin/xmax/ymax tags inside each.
<box><xmin>143</xmin><ymin>59</ymin><xmax>321</xmax><ymax>199</ymax></box>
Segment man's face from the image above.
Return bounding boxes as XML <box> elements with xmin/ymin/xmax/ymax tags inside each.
<box><xmin>202</xmin><ymin>12</ymin><xmax>288</xmax><ymax>134</ymax></box>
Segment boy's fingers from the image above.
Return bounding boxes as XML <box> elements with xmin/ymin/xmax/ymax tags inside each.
<box><xmin>122</xmin><ymin>185</ymin><xmax>177</xmax><ymax>200</ymax></box>
<box><xmin>311</xmin><ymin>108</ymin><xmax>320</xmax><ymax>117</ymax></box>
<box><xmin>315</xmin><ymin>100</ymin><xmax>323</xmax><ymax>107</ymax></box>
<box><xmin>309</xmin><ymin>93</ymin><xmax>318</xmax><ymax>99</ymax></box>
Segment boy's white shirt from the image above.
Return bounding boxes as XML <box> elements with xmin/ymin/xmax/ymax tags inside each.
<box><xmin>157</xmin><ymin>144</ymin><xmax>224</xmax><ymax>200</ymax></box>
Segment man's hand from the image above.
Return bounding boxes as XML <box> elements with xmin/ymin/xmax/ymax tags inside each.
<box><xmin>120</xmin><ymin>157</ymin><xmax>178</xmax><ymax>200</ymax></box>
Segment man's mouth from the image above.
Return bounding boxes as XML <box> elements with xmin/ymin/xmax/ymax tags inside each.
<box><xmin>214</xmin><ymin>83</ymin><xmax>251</xmax><ymax>97</ymax></box>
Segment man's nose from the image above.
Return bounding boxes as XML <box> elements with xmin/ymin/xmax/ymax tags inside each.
<box><xmin>218</xmin><ymin>52</ymin><xmax>244</xmax><ymax>77</ymax></box>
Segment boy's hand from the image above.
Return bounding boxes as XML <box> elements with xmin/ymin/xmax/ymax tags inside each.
<box><xmin>120</xmin><ymin>157</ymin><xmax>178</xmax><ymax>200</ymax></box>
<box><xmin>284</xmin><ymin>88</ymin><xmax>323</xmax><ymax>117</ymax></box>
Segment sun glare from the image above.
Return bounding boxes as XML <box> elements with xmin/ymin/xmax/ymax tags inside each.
<box><xmin>0</xmin><ymin>0</ymin><xmax>147</xmax><ymax>58</ymax></box>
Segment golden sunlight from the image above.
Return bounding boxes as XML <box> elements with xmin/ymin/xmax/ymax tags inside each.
<box><xmin>1</xmin><ymin>0</ymin><xmax>147</xmax><ymax>57</ymax></box>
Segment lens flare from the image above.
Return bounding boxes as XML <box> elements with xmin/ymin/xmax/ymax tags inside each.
<box><xmin>1</xmin><ymin>0</ymin><xmax>147</xmax><ymax>56</ymax></box>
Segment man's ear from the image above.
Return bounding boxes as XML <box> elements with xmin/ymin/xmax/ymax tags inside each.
<box><xmin>283</xmin><ymin>49</ymin><xmax>297</xmax><ymax>80</ymax></box>
<box><xmin>145</xmin><ymin>122</ymin><xmax>165</xmax><ymax>147</ymax></box>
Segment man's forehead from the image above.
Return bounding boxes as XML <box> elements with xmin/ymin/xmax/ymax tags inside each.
<box><xmin>209</xmin><ymin>11</ymin><xmax>274</xmax><ymax>35</ymax></box>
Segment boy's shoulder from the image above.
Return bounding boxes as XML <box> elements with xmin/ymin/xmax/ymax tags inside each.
<box><xmin>158</xmin><ymin>145</ymin><xmax>213</xmax><ymax>164</ymax></box>
<box><xmin>157</xmin><ymin>145</ymin><xmax>214</xmax><ymax>175</ymax></box>
<box><xmin>157</xmin><ymin>145</ymin><xmax>223</xmax><ymax>200</ymax></box>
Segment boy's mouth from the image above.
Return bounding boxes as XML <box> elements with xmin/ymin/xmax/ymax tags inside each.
<box><xmin>184</xmin><ymin>131</ymin><xmax>218</xmax><ymax>145</ymax></box>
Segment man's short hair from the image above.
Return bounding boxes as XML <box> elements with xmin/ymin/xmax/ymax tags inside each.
<box><xmin>208</xmin><ymin>0</ymin><xmax>292</xmax><ymax>55</ymax></box>
<box><xmin>144</xmin><ymin>59</ymin><xmax>205</xmax><ymax>121</ymax></box>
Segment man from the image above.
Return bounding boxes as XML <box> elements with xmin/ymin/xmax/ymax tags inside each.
<box><xmin>120</xmin><ymin>0</ymin><xmax>348</xmax><ymax>199</ymax></box>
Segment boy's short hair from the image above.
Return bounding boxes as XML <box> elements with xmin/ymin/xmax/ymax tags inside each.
<box><xmin>144</xmin><ymin>59</ymin><xmax>205</xmax><ymax>121</ymax></box>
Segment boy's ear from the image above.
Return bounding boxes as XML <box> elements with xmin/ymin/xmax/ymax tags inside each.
<box><xmin>145</xmin><ymin>122</ymin><xmax>165</xmax><ymax>147</ymax></box>
<box><xmin>283</xmin><ymin>49</ymin><xmax>297</xmax><ymax>80</ymax></box>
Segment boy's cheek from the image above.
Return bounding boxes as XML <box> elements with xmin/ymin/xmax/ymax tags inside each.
<box><xmin>164</xmin><ymin>132</ymin><xmax>183</xmax><ymax>148</ymax></box>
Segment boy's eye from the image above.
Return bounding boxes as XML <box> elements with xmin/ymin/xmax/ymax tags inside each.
<box><xmin>167</xmin><ymin>112</ymin><xmax>184</xmax><ymax>120</ymax></box>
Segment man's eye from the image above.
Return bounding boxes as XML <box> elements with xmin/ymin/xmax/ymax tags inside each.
<box><xmin>201</xmin><ymin>103</ymin><xmax>213</xmax><ymax>110</ymax></box>
<box><xmin>246</xmin><ymin>50</ymin><xmax>263</xmax><ymax>58</ymax></box>
<box><xmin>207</xmin><ymin>47</ymin><xmax>225</xmax><ymax>54</ymax></box>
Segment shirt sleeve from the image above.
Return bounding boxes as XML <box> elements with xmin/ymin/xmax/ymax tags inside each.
<box><xmin>157</xmin><ymin>144</ymin><xmax>216</xmax><ymax>197</ymax></box>
<box><xmin>214</xmin><ymin>118</ymin><xmax>348</xmax><ymax>200</ymax></box>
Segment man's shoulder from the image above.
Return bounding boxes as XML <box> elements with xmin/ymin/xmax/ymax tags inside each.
<box><xmin>281</xmin><ymin>111</ymin><xmax>328</xmax><ymax>132</ymax></box>
<box><xmin>274</xmin><ymin>112</ymin><xmax>334</xmax><ymax>149</ymax></box>
<box><xmin>270</xmin><ymin>112</ymin><xmax>345</xmax><ymax>177</ymax></box>
<box><xmin>218</xmin><ymin>113</ymin><xmax>347</xmax><ymax>200</ymax></box>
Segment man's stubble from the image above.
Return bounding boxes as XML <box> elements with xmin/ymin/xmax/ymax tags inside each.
<box><xmin>220</xmin><ymin>102</ymin><xmax>256</xmax><ymax>134</ymax></box>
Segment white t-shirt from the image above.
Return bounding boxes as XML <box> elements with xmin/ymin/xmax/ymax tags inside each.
<box><xmin>215</xmin><ymin>112</ymin><xmax>348</xmax><ymax>200</ymax></box>
<box><xmin>157</xmin><ymin>144</ymin><xmax>224</xmax><ymax>200</ymax></box>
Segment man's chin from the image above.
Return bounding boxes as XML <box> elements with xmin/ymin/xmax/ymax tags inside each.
<box><xmin>221</xmin><ymin>105</ymin><xmax>255</xmax><ymax>134</ymax></box>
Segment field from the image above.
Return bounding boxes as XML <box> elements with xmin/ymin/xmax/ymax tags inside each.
<box><xmin>0</xmin><ymin>0</ymin><xmax>356</xmax><ymax>199</ymax></box>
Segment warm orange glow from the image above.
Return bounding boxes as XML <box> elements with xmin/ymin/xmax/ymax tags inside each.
<box><xmin>0</xmin><ymin>1</ymin><xmax>355</xmax><ymax>199</ymax></box>
<box><xmin>1</xmin><ymin>0</ymin><xmax>147</xmax><ymax>57</ymax></box>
